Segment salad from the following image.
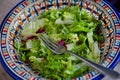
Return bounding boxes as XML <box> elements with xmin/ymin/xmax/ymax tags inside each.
<box><xmin>15</xmin><ymin>6</ymin><xmax>104</xmax><ymax>80</ymax></box>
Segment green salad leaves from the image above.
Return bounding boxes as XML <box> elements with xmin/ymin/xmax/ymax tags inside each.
<box><xmin>15</xmin><ymin>6</ymin><xmax>103</xmax><ymax>80</ymax></box>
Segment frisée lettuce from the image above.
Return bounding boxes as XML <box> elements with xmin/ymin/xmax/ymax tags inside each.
<box><xmin>15</xmin><ymin>6</ymin><xmax>104</xmax><ymax>80</ymax></box>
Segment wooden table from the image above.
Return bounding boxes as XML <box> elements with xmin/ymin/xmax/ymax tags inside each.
<box><xmin>0</xmin><ymin>0</ymin><xmax>120</xmax><ymax>80</ymax></box>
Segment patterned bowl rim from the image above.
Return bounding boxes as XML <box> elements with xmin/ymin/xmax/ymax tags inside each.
<box><xmin>0</xmin><ymin>0</ymin><xmax>120</xmax><ymax>80</ymax></box>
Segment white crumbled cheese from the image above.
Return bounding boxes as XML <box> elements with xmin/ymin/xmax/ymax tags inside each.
<box><xmin>66</xmin><ymin>43</ymin><xmax>74</xmax><ymax>50</ymax></box>
<box><xmin>72</xmin><ymin>34</ymin><xmax>79</xmax><ymax>42</ymax></box>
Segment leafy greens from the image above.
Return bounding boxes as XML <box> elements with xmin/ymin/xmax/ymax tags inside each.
<box><xmin>15</xmin><ymin>6</ymin><xmax>103</xmax><ymax>80</ymax></box>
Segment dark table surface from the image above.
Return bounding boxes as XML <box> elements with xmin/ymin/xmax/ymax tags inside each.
<box><xmin>0</xmin><ymin>0</ymin><xmax>120</xmax><ymax>80</ymax></box>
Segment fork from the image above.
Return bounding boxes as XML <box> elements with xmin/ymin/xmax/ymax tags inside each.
<box><xmin>38</xmin><ymin>33</ymin><xmax>120</xmax><ymax>79</ymax></box>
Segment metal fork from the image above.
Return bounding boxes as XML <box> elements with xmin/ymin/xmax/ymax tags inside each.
<box><xmin>39</xmin><ymin>33</ymin><xmax>120</xmax><ymax>79</ymax></box>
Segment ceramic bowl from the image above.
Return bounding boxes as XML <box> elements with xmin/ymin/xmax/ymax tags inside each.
<box><xmin>0</xmin><ymin>0</ymin><xmax>120</xmax><ymax>80</ymax></box>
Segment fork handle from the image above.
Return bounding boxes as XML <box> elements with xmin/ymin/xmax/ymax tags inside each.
<box><xmin>66</xmin><ymin>50</ymin><xmax>120</xmax><ymax>79</ymax></box>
